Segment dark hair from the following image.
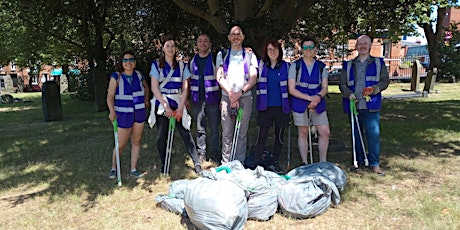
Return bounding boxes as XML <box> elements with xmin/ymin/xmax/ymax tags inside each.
<box><xmin>262</xmin><ymin>39</ymin><xmax>283</xmax><ymax>68</ymax></box>
<box><xmin>115</xmin><ymin>50</ymin><xmax>136</xmax><ymax>73</ymax></box>
<box><xmin>159</xmin><ymin>35</ymin><xmax>179</xmax><ymax>69</ymax></box>
<box><xmin>300</xmin><ymin>36</ymin><xmax>318</xmax><ymax>48</ymax></box>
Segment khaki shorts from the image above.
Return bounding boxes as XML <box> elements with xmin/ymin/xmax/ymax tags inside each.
<box><xmin>292</xmin><ymin>110</ymin><xmax>329</xmax><ymax>126</ymax></box>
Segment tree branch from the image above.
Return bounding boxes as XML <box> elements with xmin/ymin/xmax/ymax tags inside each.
<box><xmin>172</xmin><ymin>0</ymin><xmax>227</xmax><ymax>33</ymax></box>
<box><xmin>255</xmin><ymin>0</ymin><xmax>273</xmax><ymax>18</ymax></box>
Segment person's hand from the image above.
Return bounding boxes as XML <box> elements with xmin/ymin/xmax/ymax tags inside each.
<box><xmin>311</xmin><ymin>94</ymin><xmax>321</xmax><ymax>104</ymax></box>
<box><xmin>144</xmin><ymin>98</ymin><xmax>150</xmax><ymax>109</ymax></box>
<box><xmin>164</xmin><ymin>104</ymin><xmax>174</xmax><ymax>118</ymax></box>
<box><xmin>363</xmin><ymin>86</ymin><xmax>374</xmax><ymax>102</ymax></box>
<box><xmin>230</xmin><ymin>100</ymin><xmax>239</xmax><ymax>109</ymax></box>
<box><xmin>349</xmin><ymin>93</ymin><xmax>357</xmax><ymax>102</ymax></box>
<box><xmin>308</xmin><ymin>100</ymin><xmax>318</xmax><ymax>109</ymax></box>
<box><xmin>184</xmin><ymin>99</ymin><xmax>191</xmax><ymax>110</ymax></box>
<box><xmin>229</xmin><ymin>90</ymin><xmax>241</xmax><ymax>104</ymax></box>
<box><xmin>175</xmin><ymin>105</ymin><xmax>184</xmax><ymax>121</ymax></box>
<box><xmin>108</xmin><ymin>111</ymin><xmax>117</xmax><ymax>123</ymax></box>
<box><xmin>363</xmin><ymin>86</ymin><xmax>374</xmax><ymax>96</ymax></box>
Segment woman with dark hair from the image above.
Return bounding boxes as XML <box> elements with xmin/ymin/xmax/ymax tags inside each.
<box><xmin>148</xmin><ymin>37</ymin><xmax>202</xmax><ymax>174</ymax></box>
<box><xmin>253</xmin><ymin>39</ymin><xmax>291</xmax><ymax>173</ymax></box>
<box><xmin>107</xmin><ymin>50</ymin><xmax>150</xmax><ymax>179</ymax></box>
<box><xmin>288</xmin><ymin>36</ymin><xmax>330</xmax><ymax>164</ymax></box>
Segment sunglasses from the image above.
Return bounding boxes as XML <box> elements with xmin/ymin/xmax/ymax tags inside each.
<box><xmin>302</xmin><ymin>45</ymin><xmax>315</xmax><ymax>50</ymax></box>
<box><xmin>122</xmin><ymin>58</ymin><xmax>135</xmax><ymax>63</ymax></box>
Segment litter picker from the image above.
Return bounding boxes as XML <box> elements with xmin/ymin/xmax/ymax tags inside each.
<box><xmin>307</xmin><ymin>109</ymin><xmax>314</xmax><ymax>164</ymax></box>
<box><xmin>230</xmin><ymin>108</ymin><xmax>243</xmax><ymax>162</ymax></box>
<box><xmin>350</xmin><ymin>99</ymin><xmax>369</xmax><ymax>168</ymax></box>
<box><xmin>286</xmin><ymin>121</ymin><xmax>291</xmax><ymax>170</ymax></box>
<box><xmin>164</xmin><ymin>115</ymin><xmax>176</xmax><ymax>176</ymax></box>
<box><xmin>113</xmin><ymin>119</ymin><xmax>122</xmax><ymax>187</ymax></box>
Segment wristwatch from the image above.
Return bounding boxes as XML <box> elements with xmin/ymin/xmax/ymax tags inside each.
<box><xmin>241</xmin><ymin>89</ymin><xmax>245</xmax><ymax>94</ymax></box>
<box><xmin>316</xmin><ymin>93</ymin><xmax>322</xmax><ymax>98</ymax></box>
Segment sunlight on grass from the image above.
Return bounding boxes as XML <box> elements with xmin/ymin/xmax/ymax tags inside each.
<box><xmin>416</xmin><ymin>128</ymin><xmax>460</xmax><ymax>142</ymax></box>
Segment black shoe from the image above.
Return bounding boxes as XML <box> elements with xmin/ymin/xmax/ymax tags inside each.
<box><xmin>194</xmin><ymin>165</ymin><xmax>202</xmax><ymax>174</ymax></box>
<box><xmin>108</xmin><ymin>169</ymin><xmax>117</xmax><ymax>179</ymax></box>
<box><xmin>266</xmin><ymin>162</ymin><xmax>283</xmax><ymax>174</ymax></box>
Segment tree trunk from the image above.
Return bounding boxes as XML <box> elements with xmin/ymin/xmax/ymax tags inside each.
<box><xmin>421</xmin><ymin>7</ymin><xmax>447</xmax><ymax>92</ymax></box>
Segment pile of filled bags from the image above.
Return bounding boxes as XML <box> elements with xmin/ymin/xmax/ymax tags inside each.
<box><xmin>156</xmin><ymin>161</ymin><xmax>347</xmax><ymax>230</ymax></box>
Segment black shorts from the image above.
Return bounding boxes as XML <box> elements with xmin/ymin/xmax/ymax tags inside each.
<box><xmin>257</xmin><ymin>106</ymin><xmax>290</xmax><ymax>127</ymax></box>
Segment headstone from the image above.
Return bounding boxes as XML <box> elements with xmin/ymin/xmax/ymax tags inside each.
<box><xmin>410</xmin><ymin>60</ymin><xmax>421</xmax><ymax>91</ymax></box>
<box><xmin>423</xmin><ymin>68</ymin><xmax>437</xmax><ymax>93</ymax></box>
<box><xmin>42</xmin><ymin>81</ymin><xmax>63</xmax><ymax>122</ymax></box>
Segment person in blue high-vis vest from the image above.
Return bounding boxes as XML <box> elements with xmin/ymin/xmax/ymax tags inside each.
<box><xmin>253</xmin><ymin>39</ymin><xmax>290</xmax><ymax>173</ymax></box>
<box><xmin>188</xmin><ymin>34</ymin><xmax>221</xmax><ymax>164</ymax></box>
<box><xmin>148</xmin><ymin>38</ymin><xmax>202</xmax><ymax>175</ymax></box>
<box><xmin>339</xmin><ymin>34</ymin><xmax>389</xmax><ymax>176</ymax></box>
<box><xmin>288</xmin><ymin>36</ymin><xmax>330</xmax><ymax>165</ymax></box>
<box><xmin>107</xmin><ymin>50</ymin><xmax>150</xmax><ymax>179</ymax></box>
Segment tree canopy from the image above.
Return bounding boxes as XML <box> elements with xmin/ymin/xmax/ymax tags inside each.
<box><xmin>1</xmin><ymin>0</ymin><xmax>458</xmax><ymax>107</ymax></box>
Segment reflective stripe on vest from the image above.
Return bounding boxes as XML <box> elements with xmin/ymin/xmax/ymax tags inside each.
<box><xmin>114</xmin><ymin>70</ymin><xmax>146</xmax><ymax>114</ymax></box>
<box><xmin>291</xmin><ymin>60</ymin><xmax>326</xmax><ymax>113</ymax></box>
<box><xmin>222</xmin><ymin>48</ymin><xmax>250</xmax><ymax>82</ymax></box>
<box><xmin>342</xmin><ymin>57</ymin><xmax>384</xmax><ymax>113</ymax></box>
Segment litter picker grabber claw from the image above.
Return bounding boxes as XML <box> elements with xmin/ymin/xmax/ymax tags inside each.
<box><xmin>286</xmin><ymin>121</ymin><xmax>291</xmax><ymax>170</ymax></box>
<box><xmin>230</xmin><ymin>108</ymin><xmax>243</xmax><ymax>162</ymax></box>
<box><xmin>164</xmin><ymin>115</ymin><xmax>176</xmax><ymax>176</ymax></box>
<box><xmin>307</xmin><ymin>109</ymin><xmax>313</xmax><ymax>164</ymax></box>
<box><xmin>113</xmin><ymin>119</ymin><xmax>122</xmax><ymax>187</ymax></box>
<box><xmin>350</xmin><ymin>99</ymin><xmax>369</xmax><ymax>168</ymax></box>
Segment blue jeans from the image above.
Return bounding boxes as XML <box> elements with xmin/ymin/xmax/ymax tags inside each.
<box><xmin>192</xmin><ymin>100</ymin><xmax>221</xmax><ymax>161</ymax></box>
<box><xmin>353</xmin><ymin>110</ymin><xmax>381</xmax><ymax>167</ymax></box>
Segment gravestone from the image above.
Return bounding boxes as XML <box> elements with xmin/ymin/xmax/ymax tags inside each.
<box><xmin>410</xmin><ymin>60</ymin><xmax>421</xmax><ymax>92</ymax></box>
<box><xmin>42</xmin><ymin>81</ymin><xmax>63</xmax><ymax>122</ymax></box>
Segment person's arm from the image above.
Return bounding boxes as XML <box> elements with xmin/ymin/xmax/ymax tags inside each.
<box><xmin>142</xmin><ymin>78</ymin><xmax>150</xmax><ymax>108</ymax></box>
<box><xmin>106</xmin><ymin>75</ymin><xmax>118</xmax><ymax>122</ymax></box>
<box><xmin>215</xmin><ymin>51</ymin><xmax>231</xmax><ymax>94</ymax></box>
<box><xmin>339</xmin><ymin>62</ymin><xmax>355</xmax><ymax>100</ymax></box>
<box><xmin>176</xmin><ymin>63</ymin><xmax>191</xmax><ymax>118</ymax></box>
<box><xmin>150</xmin><ymin>63</ymin><xmax>173</xmax><ymax>117</ymax></box>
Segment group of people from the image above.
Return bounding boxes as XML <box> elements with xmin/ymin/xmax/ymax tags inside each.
<box><xmin>105</xmin><ymin>25</ymin><xmax>389</xmax><ymax>179</ymax></box>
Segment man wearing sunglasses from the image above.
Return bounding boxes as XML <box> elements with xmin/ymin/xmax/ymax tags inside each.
<box><xmin>288</xmin><ymin>36</ymin><xmax>330</xmax><ymax>165</ymax></box>
<box><xmin>216</xmin><ymin>25</ymin><xmax>258</xmax><ymax>164</ymax></box>
<box><xmin>339</xmin><ymin>34</ymin><xmax>389</xmax><ymax>176</ymax></box>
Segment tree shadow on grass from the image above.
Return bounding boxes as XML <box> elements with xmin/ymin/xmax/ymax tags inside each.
<box><xmin>0</xmin><ymin>94</ymin><xmax>459</xmax><ymax>213</ymax></box>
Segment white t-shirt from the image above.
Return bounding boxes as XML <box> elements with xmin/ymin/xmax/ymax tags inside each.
<box><xmin>216</xmin><ymin>49</ymin><xmax>257</xmax><ymax>94</ymax></box>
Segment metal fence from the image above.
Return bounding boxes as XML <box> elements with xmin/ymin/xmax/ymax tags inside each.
<box><xmin>320</xmin><ymin>55</ymin><xmax>428</xmax><ymax>81</ymax></box>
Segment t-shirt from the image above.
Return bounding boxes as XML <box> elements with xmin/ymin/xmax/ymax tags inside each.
<box><xmin>216</xmin><ymin>49</ymin><xmax>258</xmax><ymax>95</ymax></box>
<box><xmin>194</xmin><ymin>55</ymin><xmax>208</xmax><ymax>101</ymax></box>
<box><xmin>149</xmin><ymin>61</ymin><xmax>190</xmax><ymax>81</ymax></box>
<box><xmin>266</xmin><ymin>67</ymin><xmax>282</xmax><ymax>107</ymax></box>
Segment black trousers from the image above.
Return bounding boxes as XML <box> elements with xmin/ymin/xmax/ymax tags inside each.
<box><xmin>156</xmin><ymin>114</ymin><xmax>201</xmax><ymax>168</ymax></box>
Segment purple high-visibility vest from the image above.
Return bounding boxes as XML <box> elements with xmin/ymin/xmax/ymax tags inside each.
<box><xmin>189</xmin><ymin>54</ymin><xmax>221</xmax><ymax>104</ymax></box>
<box><xmin>256</xmin><ymin>60</ymin><xmax>290</xmax><ymax>114</ymax></box>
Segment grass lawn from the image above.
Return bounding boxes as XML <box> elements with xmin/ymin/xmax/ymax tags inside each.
<box><xmin>0</xmin><ymin>82</ymin><xmax>459</xmax><ymax>230</ymax></box>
